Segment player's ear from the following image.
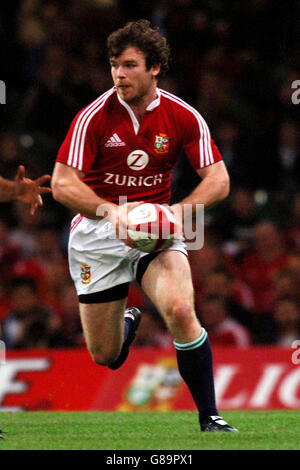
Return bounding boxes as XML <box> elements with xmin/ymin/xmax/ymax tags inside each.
<box><xmin>151</xmin><ymin>64</ymin><xmax>161</xmax><ymax>78</ymax></box>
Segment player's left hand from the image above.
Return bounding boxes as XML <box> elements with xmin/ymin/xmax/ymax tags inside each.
<box><xmin>14</xmin><ymin>165</ymin><xmax>52</xmax><ymax>215</ymax></box>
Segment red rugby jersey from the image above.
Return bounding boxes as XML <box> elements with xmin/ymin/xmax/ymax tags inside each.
<box><xmin>56</xmin><ymin>87</ymin><xmax>222</xmax><ymax>204</ymax></box>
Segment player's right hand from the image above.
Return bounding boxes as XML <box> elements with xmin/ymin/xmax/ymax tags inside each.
<box><xmin>113</xmin><ymin>201</ymin><xmax>144</xmax><ymax>246</ymax></box>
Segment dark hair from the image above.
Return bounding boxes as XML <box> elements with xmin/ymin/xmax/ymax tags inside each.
<box><xmin>202</xmin><ymin>294</ymin><xmax>227</xmax><ymax>307</ymax></box>
<box><xmin>275</xmin><ymin>296</ymin><xmax>300</xmax><ymax>308</ymax></box>
<box><xmin>10</xmin><ymin>276</ymin><xmax>37</xmax><ymax>293</ymax></box>
<box><xmin>209</xmin><ymin>268</ymin><xmax>234</xmax><ymax>282</ymax></box>
<box><xmin>107</xmin><ymin>19</ymin><xmax>170</xmax><ymax>77</ymax></box>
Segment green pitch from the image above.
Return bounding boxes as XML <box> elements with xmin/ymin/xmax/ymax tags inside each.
<box><xmin>0</xmin><ymin>410</ymin><xmax>299</xmax><ymax>450</ymax></box>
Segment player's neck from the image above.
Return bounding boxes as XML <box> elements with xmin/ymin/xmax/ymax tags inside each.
<box><xmin>130</xmin><ymin>105</ymin><xmax>146</xmax><ymax>123</ymax></box>
<box><xmin>126</xmin><ymin>85</ymin><xmax>158</xmax><ymax>122</ymax></box>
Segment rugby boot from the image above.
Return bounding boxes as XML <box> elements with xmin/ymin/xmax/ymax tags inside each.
<box><xmin>201</xmin><ymin>415</ymin><xmax>239</xmax><ymax>432</ymax></box>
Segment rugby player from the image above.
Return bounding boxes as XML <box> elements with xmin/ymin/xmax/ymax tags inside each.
<box><xmin>0</xmin><ymin>165</ymin><xmax>50</xmax><ymax>438</ymax></box>
<box><xmin>52</xmin><ymin>20</ymin><xmax>237</xmax><ymax>432</ymax></box>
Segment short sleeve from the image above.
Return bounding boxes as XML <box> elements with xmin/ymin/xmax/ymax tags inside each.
<box><xmin>182</xmin><ymin>108</ymin><xmax>223</xmax><ymax>170</ymax></box>
<box><xmin>56</xmin><ymin>108</ymin><xmax>100</xmax><ymax>172</ymax></box>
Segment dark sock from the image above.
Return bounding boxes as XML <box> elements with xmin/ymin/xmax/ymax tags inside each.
<box><xmin>174</xmin><ymin>329</ymin><xmax>218</xmax><ymax>425</ymax></box>
<box><xmin>108</xmin><ymin>316</ymin><xmax>134</xmax><ymax>370</ymax></box>
<box><xmin>123</xmin><ymin>316</ymin><xmax>133</xmax><ymax>345</ymax></box>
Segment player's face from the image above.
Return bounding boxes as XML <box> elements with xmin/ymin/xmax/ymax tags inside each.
<box><xmin>110</xmin><ymin>47</ymin><xmax>160</xmax><ymax>105</ymax></box>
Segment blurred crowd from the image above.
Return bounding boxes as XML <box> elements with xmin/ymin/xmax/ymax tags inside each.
<box><xmin>0</xmin><ymin>0</ymin><xmax>300</xmax><ymax>350</ymax></box>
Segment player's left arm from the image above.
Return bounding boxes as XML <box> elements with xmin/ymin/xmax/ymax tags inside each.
<box><xmin>171</xmin><ymin>160</ymin><xmax>230</xmax><ymax>218</ymax></box>
<box><xmin>171</xmin><ymin>102</ymin><xmax>230</xmax><ymax>217</ymax></box>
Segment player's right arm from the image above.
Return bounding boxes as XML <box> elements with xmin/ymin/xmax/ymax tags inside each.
<box><xmin>51</xmin><ymin>163</ymin><xmax>140</xmax><ymax>236</ymax></box>
<box><xmin>51</xmin><ymin>162</ymin><xmax>118</xmax><ymax>219</ymax></box>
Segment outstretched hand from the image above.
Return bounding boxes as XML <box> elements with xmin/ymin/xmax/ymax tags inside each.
<box><xmin>14</xmin><ymin>165</ymin><xmax>52</xmax><ymax>215</ymax></box>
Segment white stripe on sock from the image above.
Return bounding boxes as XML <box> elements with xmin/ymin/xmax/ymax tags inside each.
<box><xmin>174</xmin><ymin>328</ymin><xmax>207</xmax><ymax>351</ymax></box>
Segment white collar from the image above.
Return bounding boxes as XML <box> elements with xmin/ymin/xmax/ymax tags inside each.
<box><xmin>116</xmin><ymin>88</ymin><xmax>161</xmax><ymax>135</ymax></box>
<box><xmin>146</xmin><ymin>88</ymin><xmax>161</xmax><ymax>110</ymax></box>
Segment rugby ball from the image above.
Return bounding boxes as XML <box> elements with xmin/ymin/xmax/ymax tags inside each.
<box><xmin>126</xmin><ymin>203</ymin><xmax>178</xmax><ymax>253</ymax></box>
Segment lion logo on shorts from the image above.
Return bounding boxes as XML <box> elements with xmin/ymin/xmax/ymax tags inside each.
<box><xmin>80</xmin><ymin>263</ymin><xmax>91</xmax><ymax>284</ymax></box>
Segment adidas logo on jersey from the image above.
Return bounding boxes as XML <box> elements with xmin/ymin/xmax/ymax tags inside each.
<box><xmin>105</xmin><ymin>133</ymin><xmax>126</xmax><ymax>147</ymax></box>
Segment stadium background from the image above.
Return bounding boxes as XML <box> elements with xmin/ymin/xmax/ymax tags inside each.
<box><xmin>0</xmin><ymin>0</ymin><xmax>300</xmax><ymax>412</ymax></box>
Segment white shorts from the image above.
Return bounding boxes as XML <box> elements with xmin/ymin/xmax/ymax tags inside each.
<box><xmin>68</xmin><ymin>214</ymin><xmax>187</xmax><ymax>298</ymax></box>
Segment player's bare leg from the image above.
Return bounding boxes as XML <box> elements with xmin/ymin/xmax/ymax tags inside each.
<box><xmin>79</xmin><ymin>299</ymin><xmax>126</xmax><ymax>366</ymax></box>
<box><xmin>141</xmin><ymin>249</ymin><xmax>238</xmax><ymax>432</ymax></box>
<box><xmin>140</xmin><ymin>250</ymin><xmax>200</xmax><ymax>341</ymax></box>
<box><xmin>79</xmin><ymin>298</ymin><xmax>141</xmax><ymax>369</ymax></box>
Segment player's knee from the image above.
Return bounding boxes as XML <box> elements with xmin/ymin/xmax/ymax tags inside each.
<box><xmin>90</xmin><ymin>346</ymin><xmax>120</xmax><ymax>367</ymax></box>
<box><xmin>166</xmin><ymin>301</ymin><xmax>196</xmax><ymax>329</ymax></box>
